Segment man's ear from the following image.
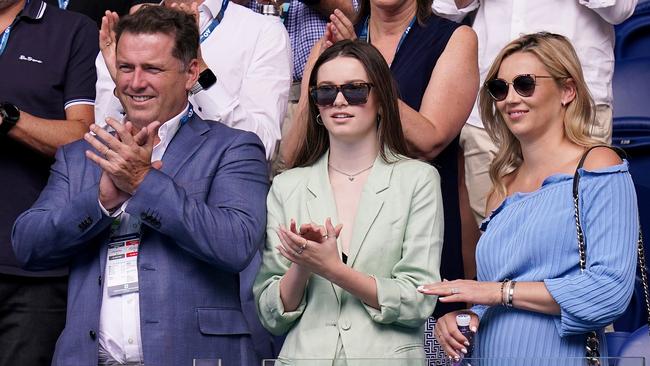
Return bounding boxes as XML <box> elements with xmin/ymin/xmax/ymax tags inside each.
<box><xmin>561</xmin><ymin>78</ymin><xmax>577</xmax><ymax>106</ymax></box>
<box><xmin>185</xmin><ymin>58</ymin><xmax>200</xmax><ymax>91</ymax></box>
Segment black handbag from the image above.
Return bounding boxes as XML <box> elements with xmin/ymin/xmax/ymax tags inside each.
<box><xmin>572</xmin><ymin>145</ymin><xmax>650</xmax><ymax>366</ymax></box>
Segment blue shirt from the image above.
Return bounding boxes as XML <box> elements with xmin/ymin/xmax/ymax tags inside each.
<box><xmin>473</xmin><ymin>161</ymin><xmax>638</xmax><ymax>362</ymax></box>
<box><xmin>0</xmin><ymin>0</ymin><xmax>98</xmax><ymax>276</ymax></box>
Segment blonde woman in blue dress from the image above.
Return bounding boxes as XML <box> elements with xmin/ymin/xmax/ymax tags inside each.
<box><xmin>253</xmin><ymin>40</ymin><xmax>444</xmax><ymax>364</ymax></box>
<box><xmin>419</xmin><ymin>32</ymin><xmax>639</xmax><ymax>365</ymax></box>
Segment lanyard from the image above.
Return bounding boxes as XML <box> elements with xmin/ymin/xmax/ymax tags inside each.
<box><xmin>58</xmin><ymin>0</ymin><xmax>68</xmax><ymax>9</ymax></box>
<box><xmin>0</xmin><ymin>27</ymin><xmax>10</xmax><ymax>56</ymax></box>
<box><xmin>180</xmin><ymin>104</ymin><xmax>194</xmax><ymax>126</ymax></box>
<box><xmin>199</xmin><ymin>0</ymin><xmax>229</xmax><ymax>44</ymax></box>
<box><xmin>0</xmin><ymin>0</ymin><xmax>30</xmax><ymax>57</ymax></box>
<box><xmin>358</xmin><ymin>15</ymin><xmax>416</xmax><ymax>56</ymax></box>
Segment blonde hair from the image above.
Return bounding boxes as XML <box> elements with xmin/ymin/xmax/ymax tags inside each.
<box><xmin>478</xmin><ymin>32</ymin><xmax>600</xmax><ymax>200</ymax></box>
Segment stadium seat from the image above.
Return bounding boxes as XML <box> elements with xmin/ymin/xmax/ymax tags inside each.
<box><xmin>615</xmin><ymin>1</ymin><xmax>650</xmax><ymax>60</ymax></box>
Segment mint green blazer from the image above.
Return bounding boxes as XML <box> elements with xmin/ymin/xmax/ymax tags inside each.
<box><xmin>253</xmin><ymin>153</ymin><xmax>444</xmax><ymax>361</ymax></box>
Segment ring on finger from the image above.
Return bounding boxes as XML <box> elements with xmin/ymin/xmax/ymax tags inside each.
<box><xmin>323</xmin><ymin>234</ymin><xmax>329</xmax><ymax>240</ymax></box>
<box><xmin>451</xmin><ymin>287</ymin><xmax>460</xmax><ymax>295</ymax></box>
<box><xmin>300</xmin><ymin>238</ymin><xmax>308</xmax><ymax>250</ymax></box>
<box><xmin>296</xmin><ymin>248</ymin><xmax>304</xmax><ymax>255</ymax></box>
<box><xmin>104</xmin><ymin>147</ymin><xmax>111</xmax><ymax>156</ymax></box>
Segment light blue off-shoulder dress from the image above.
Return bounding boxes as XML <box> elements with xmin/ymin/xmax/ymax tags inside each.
<box><xmin>471</xmin><ymin>161</ymin><xmax>639</xmax><ymax>365</ymax></box>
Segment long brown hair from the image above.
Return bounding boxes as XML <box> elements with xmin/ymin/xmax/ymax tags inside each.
<box><xmin>293</xmin><ymin>40</ymin><xmax>409</xmax><ymax>167</ymax></box>
<box><xmin>479</xmin><ymin>32</ymin><xmax>600</xmax><ymax>199</ymax></box>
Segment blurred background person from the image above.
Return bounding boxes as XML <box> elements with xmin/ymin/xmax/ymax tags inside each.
<box><xmin>419</xmin><ymin>32</ymin><xmax>639</xmax><ymax>365</ymax></box>
<box><xmin>254</xmin><ymin>40</ymin><xmax>444</xmax><ymax>361</ymax></box>
<box><xmin>0</xmin><ymin>0</ymin><xmax>97</xmax><ymax>364</ymax></box>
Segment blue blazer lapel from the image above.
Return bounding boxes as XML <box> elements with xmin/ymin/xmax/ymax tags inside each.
<box><xmin>346</xmin><ymin>155</ymin><xmax>393</xmax><ymax>268</ymax></box>
<box><xmin>160</xmin><ymin>113</ymin><xmax>210</xmax><ymax>178</ymax></box>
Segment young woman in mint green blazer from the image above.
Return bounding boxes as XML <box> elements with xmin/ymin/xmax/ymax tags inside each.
<box><xmin>253</xmin><ymin>40</ymin><xmax>444</xmax><ymax>364</ymax></box>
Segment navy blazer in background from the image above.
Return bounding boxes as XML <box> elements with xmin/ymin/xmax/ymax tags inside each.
<box><xmin>12</xmin><ymin>114</ymin><xmax>269</xmax><ymax>366</ymax></box>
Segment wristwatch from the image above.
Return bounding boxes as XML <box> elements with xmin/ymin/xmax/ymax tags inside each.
<box><xmin>190</xmin><ymin>68</ymin><xmax>217</xmax><ymax>94</ymax></box>
<box><xmin>0</xmin><ymin>102</ymin><xmax>20</xmax><ymax>136</ymax></box>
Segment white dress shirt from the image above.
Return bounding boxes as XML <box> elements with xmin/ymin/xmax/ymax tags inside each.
<box><xmin>433</xmin><ymin>0</ymin><xmax>637</xmax><ymax>128</ymax></box>
<box><xmin>97</xmin><ymin>105</ymin><xmax>188</xmax><ymax>364</ymax></box>
<box><xmin>94</xmin><ymin>0</ymin><xmax>292</xmax><ymax>159</ymax></box>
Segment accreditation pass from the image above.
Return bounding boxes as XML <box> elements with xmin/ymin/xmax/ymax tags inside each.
<box><xmin>107</xmin><ymin>233</ymin><xmax>140</xmax><ymax>296</ymax></box>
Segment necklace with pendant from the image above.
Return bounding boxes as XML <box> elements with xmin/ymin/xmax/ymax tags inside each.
<box><xmin>328</xmin><ymin>163</ymin><xmax>374</xmax><ymax>181</ymax></box>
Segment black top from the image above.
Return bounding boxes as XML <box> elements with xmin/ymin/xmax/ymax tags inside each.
<box><xmin>0</xmin><ymin>0</ymin><xmax>98</xmax><ymax>276</ymax></box>
<box><xmin>358</xmin><ymin>14</ymin><xmax>465</xmax><ymax>318</ymax></box>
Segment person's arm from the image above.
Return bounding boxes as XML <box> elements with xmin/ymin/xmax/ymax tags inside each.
<box><xmin>399</xmin><ymin>25</ymin><xmax>478</xmax><ymax>160</ymax></box>
<box><xmin>8</xmin><ymin>15</ymin><xmax>98</xmax><ymax>157</ymax></box>
<box><xmin>544</xmin><ymin>151</ymin><xmax>637</xmax><ymax>336</ymax></box>
<box><xmin>12</xmin><ymin>143</ymin><xmax>116</xmax><ymax>270</ymax></box>
<box><xmin>190</xmin><ymin>19</ymin><xmax>292</xmax><ymax>160</ymax></box>
<box><xmin>254</xmin><ymin>179</ymin><xmax>311</xmax><ymax>335</ymax></box>
<box><xmin>125</xmin><ymin>132</ymin><xmax>269</xmax><ymax>272</ymax></box>
<box><xmin>578</xmin><ymin>0</ymin><xmax>637</xmax><ymax>25</ymax></box>
<box><xmin>7</xmin><ymin>105</ymin><xmax>94</xmax><ymax>157</ymax></box>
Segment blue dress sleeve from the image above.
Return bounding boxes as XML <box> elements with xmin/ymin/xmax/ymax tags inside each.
<box><xmin>544</xmin><ymin>166</ymin><xmax>638</xmax><ymax>336</ymax></box>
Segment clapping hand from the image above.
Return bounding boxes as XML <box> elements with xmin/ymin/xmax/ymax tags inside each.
<box><xmin>276</xmin><ymin>218</ymin><xmax>343</xmax><ymax>278</ymax></box>
<box><xmin>328</xmin><ymin>9</ymin><xmax>356</xmax><ymax>42</ymax></box>
<box><xmin>85</xmin><ymin>118</ymin><xmax>162</xmax><ymax>206</ymax></box>
<box><xmin>99</xmin><ymin>11</ymin><xmax>120</xmax><ymax>83</ymax></box>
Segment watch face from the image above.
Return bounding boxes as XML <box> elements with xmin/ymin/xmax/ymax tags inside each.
<box><xmin>1</xmin><ymin>103</ymin><xmax>20</xmax><ymax>123</ymax></box>
<box><xmin>198</xmin><ymin>69</ymin><xmax>217</xmax><ymax>89</ymax></box>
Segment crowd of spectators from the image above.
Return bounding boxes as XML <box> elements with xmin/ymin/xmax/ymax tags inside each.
<box><xmin>0</xmin><ymin>0</ymin><xmax>645</xmax><ymax>365</ymax></box>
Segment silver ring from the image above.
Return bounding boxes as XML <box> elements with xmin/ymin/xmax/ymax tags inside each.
<box><xmin>323</xmin><ymin>234</ymin><xmax>329</xmax><ymax>240</ymax></box>
<box><xmin>451</xmin><ymin>288</ymin><xmax>460</xmax><ymax>295</ymax></box>
<box><xmin>296</xmin><ymin>249</ymin><xmax>303</xmax><ymax>255</ymax></box>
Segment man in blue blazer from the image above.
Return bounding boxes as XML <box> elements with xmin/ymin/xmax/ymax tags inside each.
<box><xmin>11</xmin><ymin>6</ymin><xmax>268</xmax><ymax>366</ymax></box>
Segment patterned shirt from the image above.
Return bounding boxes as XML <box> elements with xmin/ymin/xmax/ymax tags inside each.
<box><xmin>250</xmin><ymin>0</ymin><xmax>327</xmax><ymax>81</ymax></box>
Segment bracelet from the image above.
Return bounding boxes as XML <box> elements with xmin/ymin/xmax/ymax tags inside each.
<box><xmin>506</xmin><ymin>280</ymin><xmax>517</xmax><ymax>308</ymax></box>
<box><xmin>501</xmin><ymin>279</ymin><xmax>510</xmax><ymax>307</ymax></box>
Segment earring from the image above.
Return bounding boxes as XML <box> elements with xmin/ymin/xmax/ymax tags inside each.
<box><xmin>377</xmin><ymin>114</ymin><xmax>382</xmax><ymax>124</ymax></box>
<box><xmin>113</xmin><ymin>88</ymin><xmax>118</xmax><ymax>97</ymax></box>
<box><xmin>316</xmin><ymin>114</ymin><xmax>324</xmax><ymax>125</ymax></box>
<box><xmin>561</xmin><ymin>101</ymin><xmax>566</xmax><ymax>107</ymax></box>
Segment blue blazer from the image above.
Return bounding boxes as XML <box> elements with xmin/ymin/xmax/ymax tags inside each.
<box><xmin>12</xmin><ymin>114</ymin><xmax>269</xmax><ymax>366</ymax></box>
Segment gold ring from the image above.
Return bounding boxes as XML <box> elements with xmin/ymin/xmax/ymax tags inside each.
<box><xmin>104</xmin><ymin>147</ymin><xmax>111</xmax><ymax>156</ymax></box>
<box><xmin>323</xmin><ymin>234</ymin><xmax>329</xmax><ymax>240</ymax></box>
<box><xmin>300</xmin><ymin>239</ymin><xmax>308</xmax><ymax>250</ymax></box>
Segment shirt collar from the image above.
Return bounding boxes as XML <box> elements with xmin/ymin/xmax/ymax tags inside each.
<box><xmin>151</xmin><ymin>103</ymin><xmax>189</xmax><ymax>161</ymax></box>
<box><xmin>20</xmin><ymin>0</ymin><xmax>47</xmax><ymax>20</ymax></box>
<box><xmin>199</xmin><ymin>0</ymin><xmax>222</xmax><ymax>22</ymax></box>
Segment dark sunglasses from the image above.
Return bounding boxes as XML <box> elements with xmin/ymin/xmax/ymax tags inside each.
<box><xmin>310</xmin><ymin>82</ymin><xmax>373</xmax><ymax>106</ymax></box>
<box><xmin>486</xmin><ymin>74</ymin><xmax>555</xmax><ymax>101</ymax></box>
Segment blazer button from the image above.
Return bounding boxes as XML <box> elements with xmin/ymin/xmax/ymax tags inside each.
<box><xmin>89</xmin><ymin>330</ymin><xmax>97</xmax><ymax>340</ymax></box>
<box><xmin>340</xmin><ymin>319</ymin><xmax>351</xmax><ymax>331</ymax></box>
